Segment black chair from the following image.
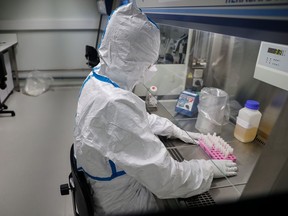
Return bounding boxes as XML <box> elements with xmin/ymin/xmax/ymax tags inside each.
<box><xmin>60</xmin><ymin>144</ymin><xmax>94</xmax><ymax>216</ymax></box>
<box><xmin>85</xmin><ymin>45</ymin><xmax>100</xmax><ymax>68</ymax></box>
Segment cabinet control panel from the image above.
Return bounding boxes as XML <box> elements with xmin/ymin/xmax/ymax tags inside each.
<box><xmin>254</xmin><ymin>41</ymin><xmax>288</xmax><ymax>91</ymax></box>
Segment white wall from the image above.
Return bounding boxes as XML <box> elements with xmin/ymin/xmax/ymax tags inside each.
<box><xmin>0</xmin><ymin>0</ymin><xmax>103</xmax><ymax>71</ymax></box>
<box><xmin>0</xmin><ymin>0</ymin><xmax>188</xmax><ymax>95</ymax></box>
<box><xmin>16</xmin><ymin>31</ymin><xmax>98</xmax><ymax>70</ymax></box>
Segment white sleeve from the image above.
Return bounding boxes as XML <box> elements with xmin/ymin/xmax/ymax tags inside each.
<box><xmin>147</xmin><ymin>113</ymin><xmax>180</xmax><ymax>137</ymax></box>
<box><xmin>103</xmin><ymin>101</ymin><xmax>213</xmax><ymax>199</ymax></box>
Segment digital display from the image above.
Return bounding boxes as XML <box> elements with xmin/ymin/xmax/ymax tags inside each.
<box><xmin>267</xmin><ymin>47</ymin><xmax>284</xmax><ymax>56</ymax></box>
<box><xmin>254</xmin><ymin>41</ymin><xmax>288</xmax><ymax>91</ymax></box>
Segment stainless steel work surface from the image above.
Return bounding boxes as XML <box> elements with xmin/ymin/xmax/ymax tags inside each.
<box><xmin>208</xmin><ymin>185</ymin><xmax>245</xmax><ymax>204</ymax></box>
<box><xmin>153</xmin><ymin>99</ymin><xmax>265</xmax><ymax>206</ymax></box>
<box><xmin>172</xmin><ymin>119</ymin><xmax>264</xmax><ymax>188</ymax></box>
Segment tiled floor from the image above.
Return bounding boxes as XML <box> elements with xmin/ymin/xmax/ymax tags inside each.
<box><xmin>0</xmin><ymin>86</ymin><xmax>81</xmax><ymax>216</ymax></box>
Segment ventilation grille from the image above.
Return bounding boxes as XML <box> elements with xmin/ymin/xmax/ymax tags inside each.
<box><xmin>158</xmin><ymin>136</ymin><xmax>216</xmax><ymax>208</ymax></box>
<box><xmin>254</xmin><ymin>136</ymin><xmax>266</xmax><ymax>145</ymax></box>
<box><xmin>159</xmin><ymin>136</ymin><xmax>184</xmax><ymax>162</ymax></box>
<box><xmin>179</xmin><ymin>191</ymin><xmax>216</xmax><ymax>208</ymax></box>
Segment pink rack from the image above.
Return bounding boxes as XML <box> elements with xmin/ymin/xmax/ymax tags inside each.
<box><xmin>199</xmin><ymin>139</ymin><xmax>236</xmax><ymax>162</ymax></box>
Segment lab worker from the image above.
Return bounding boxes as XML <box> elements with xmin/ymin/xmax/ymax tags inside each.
<box><xmin>73</xmin><ymin>3</ymin><xmax>237</xmax><ymax>216</ymax></box>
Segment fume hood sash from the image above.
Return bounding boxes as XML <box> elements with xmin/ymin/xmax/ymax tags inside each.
<box><xmin>136</xmin><ymin>0</ymin><xmax>288</xmax><ymax>45</ymax></box>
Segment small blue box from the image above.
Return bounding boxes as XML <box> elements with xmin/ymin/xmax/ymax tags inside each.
<box><xmin>175</xmin><ymin>91</ymin><xmax>199</xmax><ymax>117</ymax></box>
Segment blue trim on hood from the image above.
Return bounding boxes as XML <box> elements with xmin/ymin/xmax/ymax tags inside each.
<box><xmin>92</xmin><ymin>69</ymin><xmax>120</xmax><ymax>88</ymax></box>
<box><xmin>79</xmin><ymin>66</ymin><xmax>120</xmax><ymax>97</ymax></box>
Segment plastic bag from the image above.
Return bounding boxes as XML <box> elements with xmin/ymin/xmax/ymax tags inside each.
<box><xmin>23</xmin><ymin>71</ymin><xmax>54</xmax><ymax>96</ymax></box>
<box><xmin>195</xmin><ymin>87</ymin><xmax>230</xmax><ymax>134</ymax></box>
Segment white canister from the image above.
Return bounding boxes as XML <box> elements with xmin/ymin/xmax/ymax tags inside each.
<box><xmin>234</xmin><ymin>100</ymin><xmax>262</xmax><ymax>143</ymax></box>
<box><xmin>145</xmin><ymin>86</ymin><xmax>158</xmax><ymax>110</ymax></box>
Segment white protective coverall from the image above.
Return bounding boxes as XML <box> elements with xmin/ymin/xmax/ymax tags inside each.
<box><xmin>74</xmin><ymin>3</ymin><xmax>237</xmax><ymax>216</ymax></box>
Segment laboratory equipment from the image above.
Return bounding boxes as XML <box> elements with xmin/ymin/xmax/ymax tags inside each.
<box><xmin>198</xmin><ymin>133</ymin><xmax>236</xmax><ymax>162</ymax></box>
<box><xmin>134</xmin><ymin>0</ymin><xmax>288</xmax><ymax>209</ymax></box>
<box><xmin>234</xmin><ymin>100</ymin><xmax>262</xmax><ymax>143</ymax></box>
<box><xmin>175</xmin><ymin>90</ymin><xmax>199</xmax><ymax>117</ymax></box>
<box><xmin>254</xmin><ymin>41</ymin><xmax>288</xmax><ymax>91</ymax></box>
<box><xmin>191</xmin><ymin>68</ymin><xmax>204</xmax><ymax>91</ymax></box>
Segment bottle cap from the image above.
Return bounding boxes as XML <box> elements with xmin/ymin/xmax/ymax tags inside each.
<box><xmin>150</xmin><ymin>86</ymin><xmax>157</xmax><ymax>94</ymax></box>
<box><xmin>245</xmin><ymin>100</ymin><xmax>260</xmax><ymax>110</ymax></box>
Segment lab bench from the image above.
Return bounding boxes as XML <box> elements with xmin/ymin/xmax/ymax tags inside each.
<box><xmin>151</xmin><ymin>99</ymin><xmax>265</xmax><ymax>211</ymax></box>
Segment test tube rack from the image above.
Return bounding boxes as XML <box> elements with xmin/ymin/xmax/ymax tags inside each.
<box><xmin>198</xmin><ymin>138</ymin><xmax>237</xmax><ymax>162</ymax></box>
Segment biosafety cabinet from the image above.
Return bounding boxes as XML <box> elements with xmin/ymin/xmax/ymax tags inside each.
<box><xmin>134</xmin><ymin>0</ymin><xmax>288</xmax><ymax>211</ymax></box>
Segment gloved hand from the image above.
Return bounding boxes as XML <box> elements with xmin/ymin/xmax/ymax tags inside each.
<box><xmin>209</xmin><ymin>159</ymin><xmax>238</xmax><ymax>178</ymax></box>
<box><xmin>172</xmin><ymin>126</ymin><xmax>201</xmax><ymax>145</ymax></box>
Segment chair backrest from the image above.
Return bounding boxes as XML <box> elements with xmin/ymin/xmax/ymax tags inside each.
<box><xmin>85</xmin><ymin>45</ymin><xmax>100</xmax><ymax>68</ymax></box>
<box><xmin>69</xmin><ymin>144</ymin><xmax>94</xmax><ymax>216</ymax></box>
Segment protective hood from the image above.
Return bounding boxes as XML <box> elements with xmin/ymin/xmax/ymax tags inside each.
<box><xmin>98</xmin><ymin>3</ymin><xmax>160</xmax><ymax>91</ymax></box>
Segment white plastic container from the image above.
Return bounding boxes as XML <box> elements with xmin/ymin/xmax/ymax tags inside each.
<box><xmin>145</xmin><ymin>86</ymin><xmax>158</xmax><ymax>111</ymax></box>
<box><xmin>234</xmin><ymin>100</ymin><xmax>262</xmax><ymax>143</ymax></box>
<box><xmin>195</xmin><ymin>87</ymin><xmax>229</xmax><ymax>134</ymax></box>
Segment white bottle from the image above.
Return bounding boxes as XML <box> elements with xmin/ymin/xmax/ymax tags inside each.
<box><xmin>234</xmin><ymin>100</ymin><xmax>262</xmax><ymax>143</ymax></box>
<box><xmin>145</xmin><ymin>86</ymin><xmax>158</xmax><ymax>111</ymax></box>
